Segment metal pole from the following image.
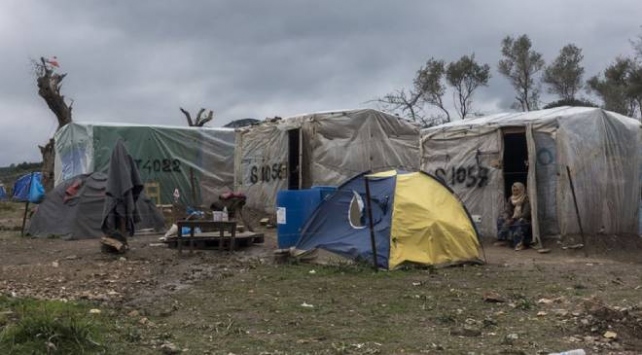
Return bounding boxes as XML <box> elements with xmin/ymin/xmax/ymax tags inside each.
<box><xmin>566</xmin><ymin>166</ymin><xmax>588</xmax><ymax>257</ymax></box>
<box><xmin>364</xmin><ymin>177</ymin><xmax>379</xmax><ymax>272</ymax></box>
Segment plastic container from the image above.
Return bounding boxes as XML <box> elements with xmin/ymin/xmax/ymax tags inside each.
<box><xmin>212</xmin><ymin>211</ymin><xmax>224</xmax><ymax>221</ymax></box>
<box><xmin>276</xmin><ymin>189</ymin><xmax>322</xmax><ymax>249</ymax></box>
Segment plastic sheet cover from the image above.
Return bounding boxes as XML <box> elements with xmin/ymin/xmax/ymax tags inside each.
<box><xmin>54</xmin><ymin>122</ymin><xmax>236</xmax><ymax>207</ymax></box>
<box><xmin>421</xmin><ymin>130</ymin><xmax>504</xmax><ymax>237</ymax></box>
<box><xmin>421</xmin><ymin>107</ymin><xmax>641</xmax><ymax>239</ymax></box>
<box><xmin>235</xmin><ymin>109</ymin><xmax>420</xmax><ymax>212</ymax></box>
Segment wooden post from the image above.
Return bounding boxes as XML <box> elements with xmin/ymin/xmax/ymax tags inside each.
<box><xmin>20</xmin><ymin>172</ymin><xmax>34</xmax><ymax>237</ymax></box>
<box><xmin>189</xmin><ymin>168</ymin><xmax>197</xmax><ymax>207</ymax></box>
<box><xmin>566</xmin><ymin>166</ymin><xmax>588</xmax><ymax>257</ymax></box>
<box><xmin>364</xmin><ymin>177</ymin><xmax>379</xmax><ymax>272</ymax></box>
<box><xmin>21</xmin><ymin>202</ymin><xmax>29</xmax><ymax>237</ymax></box>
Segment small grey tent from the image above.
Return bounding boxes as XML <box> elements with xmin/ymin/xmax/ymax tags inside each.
<box><xmin>27</xmin><ymin>172</ymin><xmax>165</xmax><ymax>239</ymax></box>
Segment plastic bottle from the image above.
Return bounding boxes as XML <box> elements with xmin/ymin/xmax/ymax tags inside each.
<box><xmin>549</xmin><ymin>349</ymin><xmax>585</xmax><ymax>355</ymax></box>
<box><xmin>222</xmin><ymin>207</ymin><xmax>229</xmax><ymax>222</ymax></box>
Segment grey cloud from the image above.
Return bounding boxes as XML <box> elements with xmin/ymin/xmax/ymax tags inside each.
<box><xmin>1</xmin><ymin>0</ymin><xmax>641</xmax><ymax>165</ymax></box>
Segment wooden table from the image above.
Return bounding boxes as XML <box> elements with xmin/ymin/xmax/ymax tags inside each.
<box><xmin>176</xmin><ymin>220</ymin><xmax>237</xmax><ymax>254</ymax></box>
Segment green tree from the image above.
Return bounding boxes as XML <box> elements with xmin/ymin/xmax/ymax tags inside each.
<box><xmin>542</xmin><ymin>44</ymin><xmax>584</xmax><ymax>101</ymax></box>
<box><xmin>542</xmin><ymin>98</ymin><xmax>598</xmax><ymax>109</ymax></box>
<box><xmin>377</xmin><ymin>56</ymin><xmax>491</xmax><ymax>126</ymax></box>
<box><xmin>587</xmin><ymin>57</ymin><xmax>640</xmax><ymax>117</ymax></box>
<box><xmin>628</xmin><ymin>64</ymin><xmax>642</xmax><ymax>114</ymax></box>
<box><xmin>446</xmin><ymin>54</ymin><xmax>491</xmax><ymax>119</ymax></box>
<box><xmin>414</xmin><ymin>58</ymin><xmax>450</xmax><ymax>122</ymax></box>
<box><xmin>498</xmin><ymin>34</ymin><xmax>545</xmax><ymax>111</ymax></box>
<box><xmin>632</xmin><ymin>26</ymin><xmax>642</xmax><ymax>59</ymax></box>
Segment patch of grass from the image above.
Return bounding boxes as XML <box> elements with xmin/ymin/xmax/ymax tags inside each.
<box><xmin>144</xmin><ymin>260</ymin><xmax>624</xmax><ymax>354</ymax></box>
<box><xmin>0</xmin><ymin>296</ymin><xmax>149</xmax><ymax>354</ymax></box>
<box><xmin>0</xmin><ymin>297</ymin><xmax>104</xmax><ymax>354</ymax></box>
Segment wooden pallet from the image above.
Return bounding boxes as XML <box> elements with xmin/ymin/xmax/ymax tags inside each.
<box><xmin>164</xmin><ymin>231</ymin><xmax>264</xmax><ymax>250</ymax></box>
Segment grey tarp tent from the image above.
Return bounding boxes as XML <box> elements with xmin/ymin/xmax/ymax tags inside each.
<box><xmin>27</xmin><ymin>172</ymin><xmax>165</xmax><ymax>239</ymax></box>
<box><xmin>420</xmin><ymin>106</ymin><xmax>641</xmax><ymax>244</ymax></box>
<box><xmin>234</xmin><ymin>109</ymin><xmax>420</xmax><ymax>212</ymax></box>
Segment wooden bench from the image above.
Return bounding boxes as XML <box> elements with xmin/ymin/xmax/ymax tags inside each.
<box><xmin>176</xmin><ymin>220</ymin><xmax>237</xmax><ymax>254</ymax></box>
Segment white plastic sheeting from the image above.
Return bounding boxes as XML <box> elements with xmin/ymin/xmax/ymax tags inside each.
<box><xmin>421</xmin><ymin>107</ymin><xmax>641</xmax><ymax>240</ymax></box>
<box><xmin>54</xmin><ymin>122</ymin><xmax>236</xmax><ymax>207</ymax></box>
<box><xmin>235</xmin><ymin>109</ymin><xmax>420</xmax><ymax>212</ymax></box>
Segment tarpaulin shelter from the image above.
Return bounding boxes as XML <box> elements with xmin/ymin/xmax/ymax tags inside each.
<box><xmin>12</xmin><ymin>172</ymin><xmax>44</xmax><ymax>203</ymax></box>
<box><xmin>54</xmin><ymin>122</ymin><xmax>236</xmax><ymax>207</ymax></box>
<box><xmin>234</xmin><ymin>109</ymin><xmax>420</xmax><ymax>212</ymax></box>
<box><xmin>0</xmin><ymin>184</ymin><xmax>6</xmax><ymax>200</ymax></box>
<box><xmin>420</xmin><ymin>107</ymin><xmax>642</xmax><ymax>244</ymax></box>
<box><xmin>27</xmin><ymin>172</ymin><xmax>165</xmax><ymax>239</ymax></box>
<box><xmin>295</xmin><ymin>170</ymin><xmax>482</xmax><ymax>269</ymax></box>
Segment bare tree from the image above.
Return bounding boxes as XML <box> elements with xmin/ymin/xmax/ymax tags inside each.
<box><xmin>446</xmin><ymin>54</ymin><xmax>491</xmax><ymax>119</ymax></box>
<box><xmin>180</xmin><ymin>107</ymin><xmax>214</xmax><ymax>127</ymax></box>
<box><xmin>498</xmin><ymin>34</ymin><xmax>545</xmax><ymax>111</ymax></box>
<box><xmin>375</xmin><ymin>89</ymin><xmax>424</xmax><ymax>124</ymax></box>
<box><xmin>33</xmin><ymin>57</ymin><xmax>73</xmax><ymax>191</ymax></box>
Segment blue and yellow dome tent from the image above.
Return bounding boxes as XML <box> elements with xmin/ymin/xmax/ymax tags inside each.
<box><xmin>295</xmin><ymin>170</ymin><xmax>483</xmax><ymax>269</ymax></box>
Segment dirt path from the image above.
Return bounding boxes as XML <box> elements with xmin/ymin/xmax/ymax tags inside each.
<box><xmin>1</xmin><ymin>228</ymin><xmax>639</xmax><ymax>305</ymax></box>
<box><xmin>0</xmin><ymin>229</ymin><xmax>274</xmax><ymax>306</ymax></box>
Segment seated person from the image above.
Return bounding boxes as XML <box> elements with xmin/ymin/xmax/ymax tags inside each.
<box><xmin>495</xmin><ymin>182</ymin><xmax>531</xmax><ymax>251</ymax></box>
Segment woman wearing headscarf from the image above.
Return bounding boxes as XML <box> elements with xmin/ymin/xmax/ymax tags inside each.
<box><xmin>495</xmin><ymin>182</ymin><xmax>531</xmax><ymax>250</ymax></box>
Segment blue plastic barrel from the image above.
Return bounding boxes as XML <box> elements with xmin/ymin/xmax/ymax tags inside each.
<box><xmin>312</xmin><ymin>185</ymin><xmax>337</xmax><ymax>201</ymax></box>
<box><xmin>276</xmin><ymin>189</ymin><xmax>322</xmax><ymax>249</ymax></box>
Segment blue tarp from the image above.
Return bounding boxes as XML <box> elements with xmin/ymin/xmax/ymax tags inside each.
<box><xmin>0</xmin><ymin>185</ymin><xmax>6</xmax><ymax>200</ymax></box>
<box><xmin>12</xmin><ymin>172</ymin><xmax>45</xmax><ymax>203</ymax></box>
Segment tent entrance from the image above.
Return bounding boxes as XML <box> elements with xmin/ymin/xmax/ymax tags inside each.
<box><xmin>502</xmin><ymin>128</ymin><xmax>528</xmax><ymax>197</ymax></box>
<box><xmin>287</xmin><ymin>128</ymin><xmax>302</xmax><ymax>190</ymax></box>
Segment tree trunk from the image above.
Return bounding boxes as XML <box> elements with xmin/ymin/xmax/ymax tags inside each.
<box><xmin>36</xmin><ymin>57</ymin><xmax>72</xmax><ymax>191</ymax></box>
<box><xmin>180</xmin><ymin>107</ymin><xmax>213</xmax><ymax>127</ymax></box>
<box><xmin>38</xmin><ymin>139</ymin><xmax>55</xmax><ymax>191</ymax></box>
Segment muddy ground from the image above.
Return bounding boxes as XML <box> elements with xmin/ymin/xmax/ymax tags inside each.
<box><xmin>1</xmin><ymin>204</ymin><xmax>642</xmax><ymax>354</ymax></box>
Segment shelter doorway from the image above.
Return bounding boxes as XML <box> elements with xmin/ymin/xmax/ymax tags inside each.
<box><xmin>502</xmin><ymin>128</ymin><xmax>528</xmax><ymax>198</ymax></box>
<box><xmin>287</xmin><ymin>129</ymin><xmax>302</xmax><ymax>190</ymax></box>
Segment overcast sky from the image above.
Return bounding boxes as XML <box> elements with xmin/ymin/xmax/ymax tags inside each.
<box><xmin>1</xmin><ymin>0</ymin><xmax>641</xmax><ymax>166</ymax></box>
